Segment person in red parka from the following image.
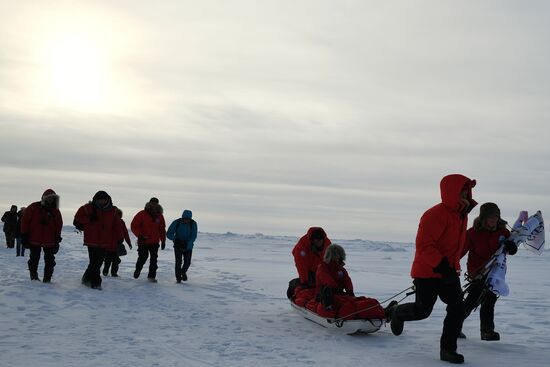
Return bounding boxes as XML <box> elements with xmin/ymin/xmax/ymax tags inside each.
<box><xmin>315</xmin><ymin>244</ymin><xmax>386</xmax><ymax>320</ymax></box>
<box><xmin>103</xmin><ymin>208</ymin><xmax>132</xmax><ymax>277</ymax></box>
<box><xmin>74</xmin><ymin>191</ymin><xmax>123</xmax><ymax>290</ymax></box>
<box><xmin>388</xmin><ymin>174</ymin><xmax>477</xmax><ymax>364</ymax></box>
<box><xmin>287</xmin><ymin>227</ymin><xmax>331</xmax><ymax>304</ymax></box>
<box><xmin>20</xmin><ymin>189</ymin><xmax>63</xmax><ymax>282</ymax></box>
<box><xmin>315</xmin><ymin>244</ymin><xmax>354</xmax><ymax>313</ymax></box>
<box><xmin>131</xmin><ymin>198</ymin><xmax>166</xmax><ymax>282</ymax></box>
<box><xmin>461</xmin><ymin>202</ymin><xmax>517</xmax><ymax>341</ymax></box>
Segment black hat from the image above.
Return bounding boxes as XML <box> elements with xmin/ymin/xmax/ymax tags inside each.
<box><xmin>149</xmin><ymin>197</ymin><xmax>159</xmax><ymax>204</ymax></box>
<box><xmin>479</xmin><ymin>202</ymin><xmax>500</xmax><ymax>219</ymax></box>
<box><xmin>93</xmin><ymin>191</ymin><xmax>111</xmax><ymax>201</ymax></box>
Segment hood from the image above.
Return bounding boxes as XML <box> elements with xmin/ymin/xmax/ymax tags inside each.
<box><xmin>306</xmin><ymin>227</ymin><xmax>328</xmax><ymax>241</ymax></box>
<box><xmin>323</xmin><ymin>244</ymin><xmax>346</xmax><ymax>264</ymax></box>
<box><xmin>182</xmin><ymin>210</ymin><xmax>192</xmax><ymax>219</ymax></box>
<box><xmin>145</xmin><ymin>201</ymin><xmax>163</xmax><ymax>216</ymax></box>
<box><xmin>41</xmin><ymin>189</ymin><xmax>59</xmax><ymax>209</ymax></box>
<box><xmin>440</xmin><ymin>174</ymin><xmax>477</xmax><ymax>214</ymax></box>
<box><xmin>92</xmin><ymin>190</ymin><xmax>113</xmax><ymax>210</ymax></box>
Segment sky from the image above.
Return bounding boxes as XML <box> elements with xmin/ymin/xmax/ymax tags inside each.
<box><xmin>1</xmin><ymin>1</ymin><xmax>549</xmax><ymax>241</ymax></box>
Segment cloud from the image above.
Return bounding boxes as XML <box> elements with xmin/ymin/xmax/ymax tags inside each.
<box><xmin>1</xmin><ymin>1</ymin><xmax>550</xmax><ymax>241</ymax></box>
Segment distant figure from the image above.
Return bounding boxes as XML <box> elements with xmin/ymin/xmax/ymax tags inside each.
<box><xmin>131</xmin><ymin>198</ymin><xmax>166</xmax><ymax>282</ymax></box>
<box><xmin>2</xmin><ymin>205</ymin><xmax>18</xmax><ymax>248</ymax></box>
<box><xmin>166</xmin><ymin>210</ymin><xmax>198</xmax><ymax>283</ymax></box>
<box><xmin>21</xmin><ymin>189</ymin><xmax>63</xmax><ymax>282</ymax></box>
<box><xmin>103</xmin><ymin>208</ymin><xmax>132</xmax><ymax>277</ymax></box>
<box><xmin>388</xmin><ymin>174</ymin><xmax>477</xmax><ymax>364</ymax></box>
<box><xmin>461</xmin><ymin>202</ymin><xmax>517</xmax><ymax>341</ymax></box>
<box><xmin>74</xmin><ymin>191</ymin><xmax>122</xmax><ymax>290</ymax></box>
<box><xmin>15</xmin><ymin>207</ymin><xmax>26</xmax><ymax>256</ymax></box>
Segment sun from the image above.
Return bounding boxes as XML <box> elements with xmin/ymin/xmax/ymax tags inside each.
<box><xmin>48</xmin><ymin>33</ymin><xmax>109</xmax><ymax>111</ymax></box>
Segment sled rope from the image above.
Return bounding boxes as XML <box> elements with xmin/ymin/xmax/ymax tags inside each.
<box><xmin>331</xmin><ymin>285</ymin><xmax>415</xmax><ymax>323</ymax></box>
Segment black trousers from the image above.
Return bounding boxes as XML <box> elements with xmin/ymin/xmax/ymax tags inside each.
<box><xmin>82</xmin><ymin>246</ymin><xmax>106</xmax><ymax>287</ymax></box>
<box><xmin>174</xmin><ymin>248</ymin><xmax>193</xmax><ymax>280</ymax></box>
<box><xmin>136</xmin><ymin>245</ymin><xmax>159</xmax><ymax>279</ymax></box>
<box><xmin>28</xmin><ymin>246</ymin><xmax>56</xmax><ymax>279</ymax></box>
<box><xmin>463</xmin><ymin>279</ymin><xmax>498</xmax><ymax>332</ymax></box>
<box><xmin>4</xmin><ymin>231</ymin><xmax>15</xmax><ymax>248</ymax></box>
<box><xmin>394</xmin><ymin>277</ymin><xmax>465</xmax><ymax>351</ymax></box>
<box><xmin>103</xmin><ymin>251</ymin><xmax>121</xmax><ymax>276</ymax></box>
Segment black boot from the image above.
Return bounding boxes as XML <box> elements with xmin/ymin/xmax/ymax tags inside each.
<box><xmin>389</xmin><ymin>305</ymin><xmax>404</xmax><ymax>336</ymax></box>
<box><xmin>182</xmin><ymin>272</ymin><xmax>188</xmax><ymax>281</ymax></box>
<box><xmin>440</xmin><ymin>349</ymin><xmax>464</xmax><ymax>364</ymax></box>
<box><xmin>384</xmin><ymin>300</ymin><xmax>398</xmax><ymax>322</ymax></box>
<box><xmin>133</xmin><ymin>269</ymin><xmax>140</xmax><ymax>279</ymax></box>
<box><xmin>43</xmin><ymin>276</ymin><xmax>51</xmax><ymax>283</ymax></box>
<box><xmin>481</xmin><ymin>330</ymin><xmax>500</xmax><ymax>341</ymax></box>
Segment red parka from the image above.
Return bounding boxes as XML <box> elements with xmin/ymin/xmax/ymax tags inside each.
<box><xmin>462</xmin><ymin>224</ymin><xmax>510</xmax><ymax>277</ymax></box>
<box><xmin>131</xmin><ymin>207</ymin><xmax>166</xmax><ymax>246</ymax></box>
<box><xmin>20</xmin><ymin>201</ymin><xmax>62</xmax><ymax>248</ymax></box>
<box><xmin>74</xmin><ymin>203</ymin><xmax>123</xmax><ymax>249</ymax></box>
<box><xmin>411</xmin><ymin>174</ymin><xmax>477</xmax><ymax>279</ymax></box>
<box><xmin>292</xmin><ymin>227</ymin><xmax>331</xmax><ymax>284</ymax></box>
<box><xmin>315</xmin><ymin>261</ymin><xmax>354</xmax><ymax>297</ymax></box>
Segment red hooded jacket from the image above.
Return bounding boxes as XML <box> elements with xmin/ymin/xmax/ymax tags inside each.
<box><xmin>292</xmin><ymin>227</ymin><xmax>331</xmax><ymax>284</ymax></box>
<box><xmin>462</xmin><ymin>225</ymin><xmax>510</xmax><ymax>277</ymax></box>
<box><xmin>74</xmin><ymin>203</ymin><xmax>123</xmax><ymax>249</ymax></box>
<box><xmin>411</xmin><ymin>174</ymin><xmax>477</xmax><ymax>278</ymax></box>
<box><xmin>315</xmin><ymin>261</ymin><xmax>354</xmax><ymax>297</ymax></box>
<box><xmin>21</xmin><ymin>195</ymin><xmax>63</xmax><ymax>248</ymax></box>
<box><xmin>131</xmin><ymin>206</ymin><xmax>166</xmax><ymax>246</ymax></box>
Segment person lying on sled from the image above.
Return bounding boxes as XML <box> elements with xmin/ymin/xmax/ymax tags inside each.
<box><xmin>288</xmin><ymin>227</ymin><xmax>331</xmax><ymax>300</ymax></box>
<box><xmin>460</xmin><ymin>202</ymin><xmax>517</xmax><ymax>341</ymax></box>
<box><xmin>315</xmin><ymin>244</ymin><xmax>384</xmax><ymax>320</ymax></box>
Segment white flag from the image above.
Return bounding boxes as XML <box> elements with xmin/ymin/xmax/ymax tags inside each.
<box><xmin>510</xmin><ymin>211</ymin><xmax>545</xmax><ymax>255</ymax></box>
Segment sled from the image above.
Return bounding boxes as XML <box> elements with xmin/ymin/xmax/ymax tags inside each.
<box><xmin>290</xmin><ymin>302</ymin><xmax>383</xmax><ymax>335</ymax></box>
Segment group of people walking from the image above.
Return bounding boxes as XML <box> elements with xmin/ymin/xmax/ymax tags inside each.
<box><xmin>3</xmin><ymin>173</ymin><xmax>522</xmax><ymax>364</ymax></box>
<box><xmin>1</xmin><ymin>190</ymin><xmax>198</xmax><ymax>289</ymax></box>
<box><xmin>289</xmin><ymin>174</ymin><xmax>519</xmax><ymax>364</ymax></box>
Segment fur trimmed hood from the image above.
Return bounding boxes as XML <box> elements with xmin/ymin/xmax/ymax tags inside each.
<box><xmin>323</xmin><ymin>244</ymin><xmax>346</xmax><ymax>264</ymax></box>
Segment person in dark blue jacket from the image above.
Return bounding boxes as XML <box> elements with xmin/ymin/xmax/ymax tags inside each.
<box><xmin>166</xmin><ymin>210</ymin><xmax>198</xmax><ymax>283</ymax></box>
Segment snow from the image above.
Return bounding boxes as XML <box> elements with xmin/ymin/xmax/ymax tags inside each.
<box><xmin>1</xmin><ymin>229</ymin><xmax>549</xmax><ymax>366</ymax></box>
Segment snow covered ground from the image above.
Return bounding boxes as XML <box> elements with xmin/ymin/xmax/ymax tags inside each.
<box><xmin>0</xmin><ymin>229</ymin><xmax>548</xmax><ymax>367</ymax></box>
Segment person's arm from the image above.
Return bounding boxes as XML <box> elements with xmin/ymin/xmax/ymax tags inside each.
<box><xmin>189</xmin><ymin>221</ymin><xmax>198</xmax><ymax>243</ymax></box>
<box><xmin>166</xmin><ymin>220</ymin><xmax>176</xmax><ymax>241</ymax></box>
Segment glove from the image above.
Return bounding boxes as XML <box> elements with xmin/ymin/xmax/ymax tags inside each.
<box><xmin>53</xmin><ymin>244</ymin><xmax>60</xmax><ymax>254</ymax></box>
<box><xmin>433</xmin><ymin>257</ymin><xmax>456</xmax><ymax>279</ymax></box>
<box><xmin>73</xmin><ymin>220</ymin><xmax>84</xmax><ymax>231</ymax></box>
<box><xmin>503</xmin><ymin>239</ymin><xmax>518</xmax><ymax>255</ymax></box>
<box><xmin>518</xmin><ymin>211</ymin><xmax>529</xmax><ymax>223</ymax></box>
<box><xmin>161</xmin><ymin>241</ymin><xmax>166</xmax><ymax>250</ymax></box>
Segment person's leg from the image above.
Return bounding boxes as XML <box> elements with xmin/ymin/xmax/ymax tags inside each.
<box><xmin>89</xmin><ymin>247</ymin><xmax>106</xmax><ymax>288</ymax></box>
<box><xmin>390</xmin><ymin>278</ymin><xmax>439</xmax><ymax>335</ymax></box>
<box><xmin>111</xmin><ymin>254</ymin><xmax>121</xmax><ymax>276</ymax></box>
<box><xmin>438</xmin><ymin>277</ymin><xmax>466</xmax><ymax>362</ymax></box>
<box><xmin>16</xmin><ymin>237</ymin><xmax>22</xmax><ymax>256</ymax></box>
<box><xmin>147</xmin><ymin>245</ymin><xmax>159</xmax><ymax>279</ymax></box>
<box><xmin>103</xmin><ymin>252</ymin><xmax>112</xmax><ymax>276</ymax></box>
<box><xmin>480</xmin><ymin>291</ymin><xmax>499</xmax><ymax>340</ymax></box>
<box><xmin>43</xmin><ymin>247</ymin><xmax>56</xmax><ymax>282</ymax></box>
<box><xmin>134</xmin><ymin>246</ymin><xmax>149</xmax><ymax>278</ymax></box>
<box><xmin>28</xmin><ymin>246</ymin><xmax>41</xmax><ymax>280</ymax></box>
<box><xmin>7</xmin><ymin>231</ymin><xmax>15</xmax><ymax>248</ymax></box>
<box><xmin>182</xmin><ymin>249</ymin><xmax>193</xmax><ymax>276</ymax></box>
<box><xmin>174</xmin><ymin>247</ymin><xmax>183</xmax><ymax>281</ymax></box>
